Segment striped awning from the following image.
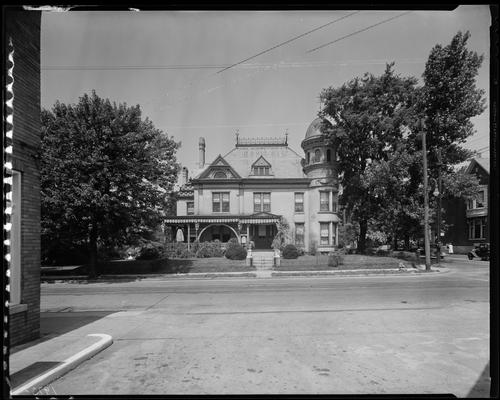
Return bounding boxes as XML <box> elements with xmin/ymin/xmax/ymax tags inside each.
<box><xmin>164</xmin><ymin>214</ymin><xmax>281</xmax><ymax>225</ymax></box>
<box><xmin>239</xmin><ymin>217</ymin><xmax>280</xmax><ymax>224</ymax></box>
<box><xmin>164</xmin><ymin>217</ymin><xmax>240</xmax><ymax>224</ymax></box>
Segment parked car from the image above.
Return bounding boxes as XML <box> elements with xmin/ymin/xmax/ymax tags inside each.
<box><xmin>415</xmin><ymin>244</ymin><xmax>447</xmax><ymax>259</ymax></box>
<box><xmin>468</xmin><ymin>243</ymin><xmax>490</xmax><ymax>261</ymax></box>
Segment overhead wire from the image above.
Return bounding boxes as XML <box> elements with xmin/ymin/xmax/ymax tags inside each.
<box><xmin>307</xmin><ymin>11</ymin><xmax>412</xmax><ymax>53</ymax></box>
<box><xmin>216</xmin><ymin>10</ymin><xmax>361</xmax><ymax>74</ymax></box>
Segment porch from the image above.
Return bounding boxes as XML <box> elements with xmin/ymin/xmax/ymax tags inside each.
<box><xmin>163</xmin><ymin>213</ymin><xmax>281</xmax><ymax>250</ymax></box>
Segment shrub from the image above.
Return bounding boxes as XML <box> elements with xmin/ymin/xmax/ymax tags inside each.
<box><xmin>282</xmin><ymin>244</ymin><xmax>299</xmax><ymax>259</ymax></box>
<box><xmin>225</xmin><ymin>244</ymin><xmax>247</xmax><ymax>260</ymax></box>
<box><xmin>309</xmin><ymin>241</ymin><xmax>317</xmax><ymax>256</ymax></box>
<box><xmin>195</xmin><ymin>241</ymin><xmax>225</xmax><ymax>258</ymax></box>
<box><xmin>227</xmin><ymin>238</ymin><xmax>240</xmax><ymax>248</ymax></box>
<box><xmin>136</xmin><ymin>241</ymin><xmax>163</xmax><ymax>260</ymax></box>
<box><xmin>375</xmin><ymin>249</ymin><xmax>392</xmax><ymax>257</ymax></box>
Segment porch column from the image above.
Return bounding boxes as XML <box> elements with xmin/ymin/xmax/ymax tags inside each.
<box><xmin>187</xmin><ymin>223</ymin><xmax>191</xmax><ymax>251</ymax></box>
<box><xmin>247</xmin><ymin>224</ymin><xmax>250</xmax><ymax>243</ymax></box>
<box><xmin>329</xmin><ymin>221</ymin><xmax>333</xmax><ymax>248</ymax></box>
<box><xmin>195</xmin><ymin>222</ymin><xmax>199</xmax><ymax>242</ymax></box>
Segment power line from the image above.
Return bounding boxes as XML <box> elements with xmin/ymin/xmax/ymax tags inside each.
<box><xmin>307</xmin><ymin>11</ymin><xmax>412</xmax><ymax>53</ymax></box>
<box><xmin>42</xmin><ymin>58</ymin><xmax>428</xmax><ymax>71</ymax></box>
<box><xmin>216</xmin><ymin>10</ymin><xmax>360</xmax><ymax>74</ymax></box>
<box><xmin>42</xmin><ymin>64</ymin><xmax>228</xmax><ymax>71</ymax></box>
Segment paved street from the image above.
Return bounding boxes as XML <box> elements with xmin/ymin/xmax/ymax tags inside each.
<box><xmin>35</xmin><ymin>257</ymin><xmax>489</xmax><ymax>396</ymax></box>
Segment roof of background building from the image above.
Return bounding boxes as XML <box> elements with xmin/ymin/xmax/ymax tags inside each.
<box><xmin>473</xmin><ymin>157</ymin><xmax>490</xmax><ymax>174</ymax></box>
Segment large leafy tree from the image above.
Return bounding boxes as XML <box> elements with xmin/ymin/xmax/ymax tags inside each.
<box><xmin>319</xmin><ymin>63</ymin><xmax>419</xmax><ymax>252</ymax></box>
<box><xmin>418</xmin><ymin>30</ymin><xmax>486</xmax><ymax>173</ymax></box>
<box><xmin>320</xmin><ymin>31</ymin><xmax>485</xmax><ymax>252</ymax></box>
<box><xmin>41</xmin><ymin>91</ymin><xmax>180</xmax><ymax>277</ymax></box>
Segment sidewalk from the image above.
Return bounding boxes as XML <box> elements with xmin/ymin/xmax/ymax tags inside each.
<box><xmin>9</xmin><ymin>332</ymin><xmax>112</xmax><ymax>395</ymax></box>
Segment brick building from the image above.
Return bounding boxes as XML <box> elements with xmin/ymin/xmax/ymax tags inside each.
<box><xmin>5</xmin><ymin>10</ymin><xmax>42</xmax><ymax>345</ymax></box>
<box><xmin>443</xmin><ymin>157</ymin><xmax>490</xmax><ymax>254</ymax></box>
<box><xmin>166</xmin><ymin>118</ymin><xmax>340</xmax><ymax>253</ymax></box>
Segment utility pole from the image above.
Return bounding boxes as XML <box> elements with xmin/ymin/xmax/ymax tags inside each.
<box><xmin>436</xmin><ymin>149</ymin><xmax>443</xmax><ymax>265</ymax></box>
<box><xmin>421</xmin><ymin>120</ymin><xmax>432</xmax><ymax>270</ymax></box>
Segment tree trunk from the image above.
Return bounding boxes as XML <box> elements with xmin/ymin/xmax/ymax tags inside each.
<box><xmin>393</xmin><ymin>232</ymin><xmax>398</xmax><ymax>250</ymax></box>
<box><xmin>88</xmin><ymin>225</ymin><xmax>98</xmax><ymax>279</ymax></box>
<box><xmin>404</xmin><ymin>234</ymin><xmax>410</xmax><ymax>251</ymax></box>
<box><xmin>358</xmin><ymin>219</ymin><xmax>368</xmax><ymax>253</ymax></box>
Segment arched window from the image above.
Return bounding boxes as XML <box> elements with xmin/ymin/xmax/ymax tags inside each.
<box><xmin>213</xmin><ymin>171</ymin><xmax>227</xmax><ymax>179</ymax></box>
<box><xmin>314</xmin><ymin>149</ymin><xmax>321</xmax><ymax>163</ymax></box>
<box><xmin>326</xmin><ymin>149</ymin><xmax>331</xmax><ymax>162</ymax></box>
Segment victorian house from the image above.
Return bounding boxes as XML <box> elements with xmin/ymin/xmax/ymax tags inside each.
<box><xmin>443</xmin><ymin>157</ymin><xmax>490</xmax><ymax>253</ymax></box>
<box><xmin>165</xmin><ymin>118</ymin><xmax>340</xmax><ymax>253</ymax></box>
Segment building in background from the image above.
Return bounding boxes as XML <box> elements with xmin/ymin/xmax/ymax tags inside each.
<box><xmin>443</xmin><ymin>157</ymin><xmax>490</xmax><ymax>254</ymax></box>
<box><xmin>166</xmin><ymin>118</ymin><xmax>340</xmax><ymax>253</ymax></box>
<box><xmin>5</xmin><ymin>10</ymin><xmax>42</xmax><ymax>345</ymax></box>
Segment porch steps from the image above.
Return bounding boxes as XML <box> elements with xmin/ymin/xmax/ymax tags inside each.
<box><xmin>252</xmin><ymin>251</ymin><xmax>275</xmax><ymax>270</ymax></box>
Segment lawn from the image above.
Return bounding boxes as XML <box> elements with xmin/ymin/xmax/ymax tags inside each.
<box><xmin>277</xmin><ymin>254</ymin><xmax>406</xmax><ymax>271</ymax></box>
<box><xmin>42</xmin><ymin>254</ymin><xmax>413</xmax><ymax>276</ymax></box>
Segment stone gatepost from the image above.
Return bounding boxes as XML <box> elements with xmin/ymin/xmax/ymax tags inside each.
<box><xmin>246</xmin><ymin>247</ymin><xmax>253</xmax><ymax>267</ymax></box>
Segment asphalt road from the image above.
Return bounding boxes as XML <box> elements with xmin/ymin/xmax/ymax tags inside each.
<box><xmin>38</xmin><ymin>256</ymin><xmax>490</xmax><ymax>396</ymax></box>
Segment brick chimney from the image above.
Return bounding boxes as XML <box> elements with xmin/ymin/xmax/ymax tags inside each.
<box><xmin>199</xmin><ymin>137</ymin><xmax>206</xmax><ymax>168</ymax></box>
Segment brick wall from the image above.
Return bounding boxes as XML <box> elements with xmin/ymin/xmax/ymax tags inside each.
<box><xmin>6</xmin><ymin>10</ymin><xmax>41</xmax><ymax>346</ymax></box>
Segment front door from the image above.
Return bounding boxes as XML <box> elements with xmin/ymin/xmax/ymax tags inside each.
<box><xmin>252</xmin><ymin>224</ymin><xmax>276</xmax><ymax>249</ymax></box>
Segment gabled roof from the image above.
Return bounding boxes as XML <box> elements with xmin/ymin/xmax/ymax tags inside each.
<box><xmin>252</xmin><ymin>155</ymin><xmax>271</xmax><ymax>168</ymax></box>
<box><xmin>195</xmin><ymin>154</ymin><xmax>242</xmax><ymax>180</ymax></box>
<box><xmin>465</xmin><ymin>158</ymin><xmax>490</xmax><ymax>175</ymax></box>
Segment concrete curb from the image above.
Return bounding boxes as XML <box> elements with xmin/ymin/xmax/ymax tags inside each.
<box><xmin>11</xmin><ymin>333</ymin><xmax>113</xmax><ymax>395</ymax></box>
<box><xmin>272</xmin><ymin>266</ymin><xmax>450</xmax><ymax>277</ymax></box>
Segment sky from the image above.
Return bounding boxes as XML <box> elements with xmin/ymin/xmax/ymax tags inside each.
<box><xmin>41</xmin><ymin>6</ymin><xmax>491</xmax><ymax>173</ymax></box>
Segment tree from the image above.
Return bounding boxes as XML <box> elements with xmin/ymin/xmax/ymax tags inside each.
<box><xmin>41</xmin><ymin>91</ymin><xmax>180</xmax><ymax>277</ymax></box>
<box><xmin>320</xmin><ymin>63</ymin><xmax>419</xmax><ymax>252</ymax></box>
<box><xmin>419</xmin><ymin>30</ymin><xmax>486</xmax><ymax>174</ymax></box>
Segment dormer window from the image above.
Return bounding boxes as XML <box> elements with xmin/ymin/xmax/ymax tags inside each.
<box><xmin>253</xmin><ymin>166</ymin><xmax>270</xmax><ymax>175</ymax></box>
<box><xmin>251</xmin><ymin>156</ymin><xmax>272</xmax><ymax>176</ymax></box>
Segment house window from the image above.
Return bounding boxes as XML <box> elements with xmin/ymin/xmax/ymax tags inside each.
<box><xmin>332</xmin><ymin>201</ymin><xmax>337</xmax><ymax>213</ymax></box>
<box><xmin>295</xmin><ymin>223</ymin><xmax>305</xmax><ymax>246</ymax></box>
<box><xmin>320</xmin><ymin>191</ymin><xmax>330</xmax><ymax>211</ymax></box>
<box><xmin>469</xmin><ymin>217</ymin><xmax>486</xmax><ymax>240</ymax></box>
<box><xmin>294</xmin><ymin>192</ymin><xmax>304</xmax><ymax>213</ymax></box>
<box><xmin>314</xmin><ymin>149</ymin><xmax>321</xmax><ymax>163</ymax></box>
<box><xmin>254</xmin><ymin>192</ymin><xmax>271</xmax><ymax>212</ymax></box>
<box><xmin>213</xmin><ymin>171</ymin><xmax>227</xmax><ymax>179</ymax></box>
<box><xmin>187</xmin><ymin>201</ymin><xmax>194</xmax><ymax>215</ymax></box>
<box><xmin>476</xmin><ymin>190</ymin><xmax>485</xmax><ymax>208</ymax></box>
<box><xmin>320</xmin><ymin>222</ymin><xmax>330</xmax><ymax>245</ymax></box>
<box><xmin>10</xmin><ymin>170</ymin><xmax>21</xmax><ymax>305</ymax></box>
<box><xmin>326</xmin><ymin>149</ymin><xmax>331</xmax><ymax>162</ymax></box>
<box><xmin>213</xmin><ymin>192</ymin><xmax>230</xmax><ymax>212</ymax></box>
